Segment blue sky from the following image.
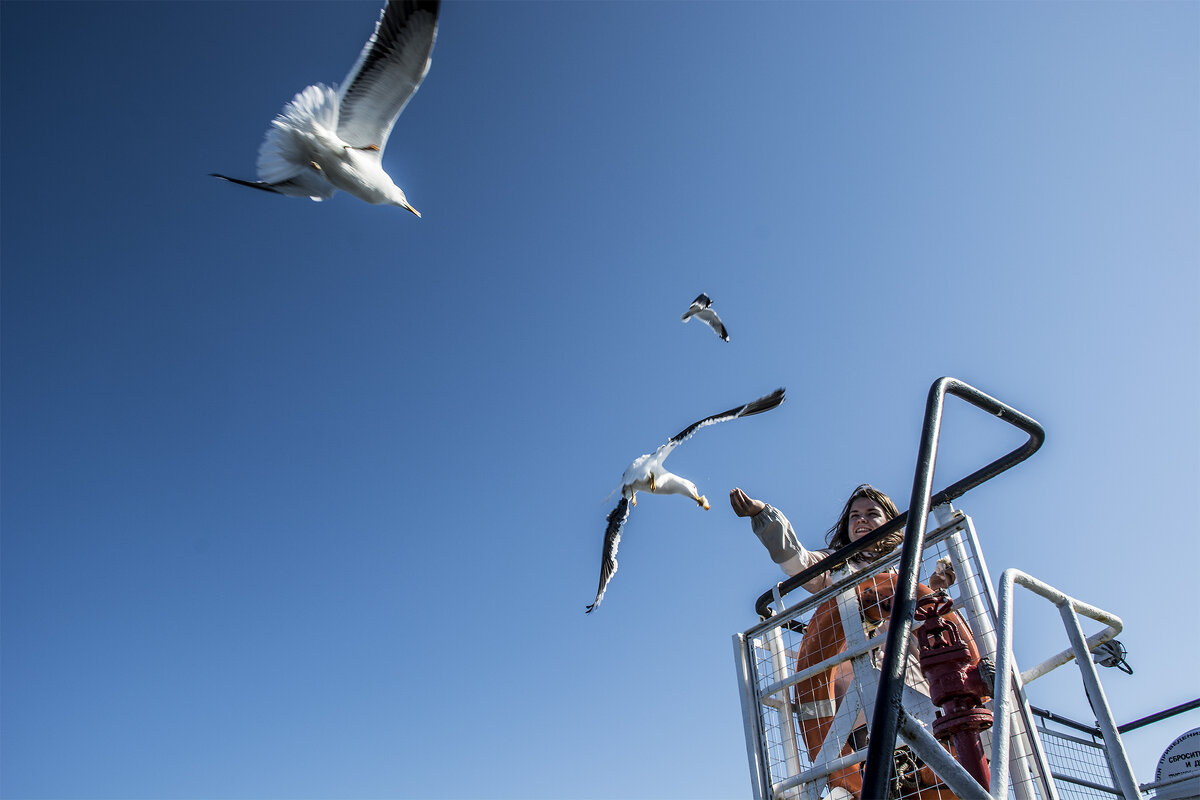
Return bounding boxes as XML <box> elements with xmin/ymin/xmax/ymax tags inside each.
<box><xmin>2</xmin><ymin>1</ymin><xmax>1197</xmax><ymax>798</ymax></box>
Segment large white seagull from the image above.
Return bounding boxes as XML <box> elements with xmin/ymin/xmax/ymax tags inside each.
<box><xmin>211</xmin><ymin>0</ymin><xmax>439</xmax><ymax>216</ymax></box>
<box><xmin>586</xmin><ymin>388</ymin><xmax>785</xmax><ymax>613</ymax></box>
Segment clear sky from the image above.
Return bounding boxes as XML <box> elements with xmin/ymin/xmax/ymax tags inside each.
<box><xmin>2</xmin><ymin>1</ymin><xmax>1197</xmax><ymax>798</ymax></box>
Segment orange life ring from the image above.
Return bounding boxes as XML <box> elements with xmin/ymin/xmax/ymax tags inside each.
<box><xmin>791</xmin><ymin>572</ymin><xmax>977</xmax><ymax>799</ymax></box>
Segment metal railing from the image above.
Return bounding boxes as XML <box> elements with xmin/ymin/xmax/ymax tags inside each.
<box><xmin>1029</xmin><ymin>700</ymin><xmax>1200</xmax><ymax>799</ymax></box>
<box><xmin>749</xmin><ymin>377</ymin><xmax>1045</xmax><ymax>797</ymax></box>
<box><xmin>735</xmin><ymin>510</ymin><xmax>1058</xmax><ymax>800</ymax></box>
<box><xmin>990</xmin><ymin>569</ymin><xmax>1138</xmax><ymax>798</ymax></box>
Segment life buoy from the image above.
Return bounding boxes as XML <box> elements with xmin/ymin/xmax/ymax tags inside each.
<box><xmin>792</xmin><ymin>572</ymin><xmax>980</xmax><ymax>799</ymax></box>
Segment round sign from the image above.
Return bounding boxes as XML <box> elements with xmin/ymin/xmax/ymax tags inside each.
<box><xmin>1155</xmin><ymin>727</ymin><xmax>1200</xmax><ymax>800</ymax></box>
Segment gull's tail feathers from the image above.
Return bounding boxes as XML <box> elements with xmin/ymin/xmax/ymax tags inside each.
<box><xmin>586</xmin><ymin>496</ymin><xmax>631</xmax><ymax>614</ymax></box>
<box><xmin>257</xmin><ymin>83</ymin><xmax>340</xmax><ymax>184</ymax></box>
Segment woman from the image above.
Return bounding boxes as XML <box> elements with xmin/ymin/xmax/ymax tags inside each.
<box><xmin>730</xmin><ymin>484</ymin><xmax>958</xmax><ymax>799</ymax></box>
<box><xmin>729</xmin><ymin>483</ymin><xmax>953</xmax><ymax>591</ymax></box>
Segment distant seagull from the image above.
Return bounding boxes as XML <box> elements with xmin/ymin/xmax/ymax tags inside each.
<box><xmin>681</xmin><ymin>293</ymin><xmax>729</xmax><ymax>342</ymax></box>
<box><xmin>210</xmin><ymin>0</ymin><xmax>439</xmax><ymax>216</ymax></box>
<box><xmin>586</xmin><ymin>388</ymin><xmax>785</xmax><ymax>613</ymax></box>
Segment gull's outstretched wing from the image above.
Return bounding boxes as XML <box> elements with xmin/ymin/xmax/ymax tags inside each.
<box><xmin>337</xmin><ymin>0</ymin><xmax>440</xmax><ymax>152</ymax></box>
<box><xmin>209</xmin><ymin>172</ymin><xmax>336</xmax><ymax>202</ymax></box>
<box><xmin>586</xmin><ymin>497</ymin><xmax>631</xmax><ymax>614</ymax></box>
<box><xmin>694</xmin><ymin>308</ymin><xmax>729</xmax><ymax>341</ymax></box>
<box><xmin>668</xmin><ymin>388</ymin><xmax>785</xmax><ymax>446</ymax></box>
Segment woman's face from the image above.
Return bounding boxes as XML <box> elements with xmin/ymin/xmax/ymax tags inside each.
<box><xmin>847</xmin><ymin>497</ymin><xmax>890</xmax><ymax>542</ymax></box>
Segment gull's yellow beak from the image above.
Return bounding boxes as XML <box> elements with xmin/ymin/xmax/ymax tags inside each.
<box><xmin>403</xmin><ymin>202</ymin><xmax>421</xmax><ymax>218</ymax></box>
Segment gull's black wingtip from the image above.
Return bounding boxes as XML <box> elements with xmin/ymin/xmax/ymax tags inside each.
<box><xmin>739</xmin><ymin>387</ymin><xmax>786</xmax><ymax>417</ymax></box>
<box><xmin>209</xmin><ymin>173</ymin><xmax>284</xmax><ymax>195</ymax></box>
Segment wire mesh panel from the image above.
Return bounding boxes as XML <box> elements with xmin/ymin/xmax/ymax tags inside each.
<box><xmin>734</xmin><ymin>508</ymin><xmax>1056</xmax><ymax>800</ymax></box>
<box><xmin>1032</xmin><ymin>717</ymin><xmax>1121</xmax><ymax>799</ymax></box>
<box><xmin>1028</xmin><ymin>703</ymin><xmax>1200</xmax><ymax>799</ymax></box>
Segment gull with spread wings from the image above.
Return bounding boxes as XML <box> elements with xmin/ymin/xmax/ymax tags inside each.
<box><xmin>586</xmin><ymin>388</ymin><xmax>785</xmax><ymax>613</ymax></box>
<box><xmin>681</xmin><ymin>293</ymin><xmax>729</xmax><ymax>342</ymax></box>
<box><xmin>211</xmin><ymin>0</ymin><xmax>439</xmax><ymax>215</ymax></box>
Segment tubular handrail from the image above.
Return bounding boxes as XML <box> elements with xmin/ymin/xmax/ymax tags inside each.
<box><xmin>754</xmin><ymin>512</ymin><xmax>906</xmax><ymax>619</ymax></box>
<box><xmin>754</xmin><ymin>378</ymin><xmax>1043</xmax><ymax>618</ymax></box>
<box><xmin>1118</xmin><ymin>698</ymin><xmax>1200</xmax><ymax>734</ymax></box>
<box><xmin>988</xmin><ymin>569</ymin><xmax>1139</xmax><ymax>799</ymax></box>
<box><xmin>747</xmin><ymin>377</ymin><xmax>1044</xmax><ymax>797</ymax></box>
<box><xmin>861</xmin><ymin>378</ymin><xmax>1044</xmax><ymax>799</ymax></box>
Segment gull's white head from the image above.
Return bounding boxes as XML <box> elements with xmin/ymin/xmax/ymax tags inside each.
<box><xmin>395</xmin><ymin>194</ymin><xmax>421</xmax><ymax>217</ymax></box>
<box><xmin>372</xmin><ymin>167</ymin><xmax>419</xmax><ymax>216</ymax></box>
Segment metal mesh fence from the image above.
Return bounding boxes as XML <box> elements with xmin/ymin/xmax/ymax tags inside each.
<box><xmin>736</xmin><ymin>510</ymin><xmax>1054</xmax><ymax>800</ymax></box>
<box><xmin>1032</xmin><ymin>716</ymin><xmax>1121</xmax><ymax>799</ymax></box>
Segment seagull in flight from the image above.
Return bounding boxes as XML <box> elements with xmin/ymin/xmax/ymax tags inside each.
<box><xmin>681</xmin><ymin>293</ymin><xmax>729</xmax><ymax>342</ymax></box>
<box><xmin>586</xmin><ymin>388</ymin><xmax>785</xmax><ymax>613</ymax></box>
<box><xmin>211</xmin><ymin>0</ymin><xmax>439</xmax><ymax>216</ymax></box>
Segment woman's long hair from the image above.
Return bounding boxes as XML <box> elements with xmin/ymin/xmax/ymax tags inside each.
<box><xmin>825</xmin><ymin>484</ymin><xmax>903</xmax><ymax>560</ymax></box>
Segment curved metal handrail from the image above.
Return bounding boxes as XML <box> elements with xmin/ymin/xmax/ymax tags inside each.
<box><xmin>750</xmin><ymin>377</ymin><xmax>1044</xmax><ymax>797</ymax></box>
<box><xmin>863</xmin><ymin>378</ymin><xmax>1043</xmax><ymax>798</ymax></box>
<box><xmin>753</xmin><ymin>378</ymin><xmax>1043</xmax><ymax>619</ymax></box>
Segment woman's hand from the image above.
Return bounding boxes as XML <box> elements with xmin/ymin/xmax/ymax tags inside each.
<box><xmin>930</xmin><ymin>556</ymin><xmax>956</xmax><ymax>591</ymax></box>
<box><xmin>729</xmin><ymin>487</ymin><xmax>767</xmax><ymax>518</ymax></box>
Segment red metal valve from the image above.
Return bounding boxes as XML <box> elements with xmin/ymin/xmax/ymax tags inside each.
<box><xmin>914</xmin><ymin>593</ymin><xmax>993</xmax><ymax>790</ymax></box>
